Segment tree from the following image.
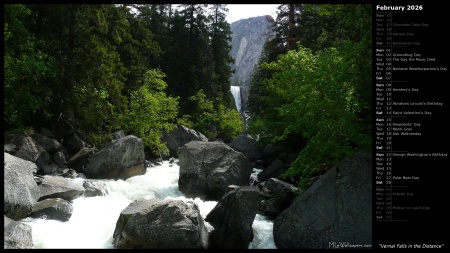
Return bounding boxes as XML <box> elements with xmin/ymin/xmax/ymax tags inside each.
<box><xmin>17</xmin><ymin>4</ymin><xmax>131</xmax><ymax>146</ymax></box>
<box><xmin>4</xmin><ymin>4</ymin><xmax>56</xmax><ymax>129</ymax></box>
<box><xmin>117</xmin><ymin>4</ymin><xmax>162</xmax><ymax>97</ymax></box>
<box><xmin>123</xmin><ymin>69</ymin><xmax>179</xmax><ymax>156</ymax></box>
<box><xmin>275</xmin><ymin>4</ymin><xmax>299</xmax><ymax>50</ymax></box>
<box><xmin>188</xmin><ymin>89</ymin><xmax>243</xmax><ymax>142</ymax></box>
<box><xmin>273</xmin><ymin>4</ymin><xmax>303</xmax><ymax>51</ymax></box>
<box><xmin>4</xmin><ymin>4</ymin><xmax>244</xmax><ymax>152</ymax></box>
<box><xmin>263</xmin><ymin>45</ymin><xmax>371</xmax><ymax>188</ymax></box>
<box><xmin>207</xmin><ymin>4</ymin><xmax>234</xmax><ymax>106</ymax></box>
<box><xmin>247</xmin><ymin>4</ymin><xmax>372</xmax><ymax>189</ymax></box>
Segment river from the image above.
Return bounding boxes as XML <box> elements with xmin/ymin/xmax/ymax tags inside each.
<box><xmin>22</xmin><ymin>160</ymin><xmax>276</xmax><ymax>249</ymax></box>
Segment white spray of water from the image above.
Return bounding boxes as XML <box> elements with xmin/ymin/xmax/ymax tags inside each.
<box><xmin>21</xmin><ymin>160</ymin><xmax>276</xmax><ymax>249</ymax></box>
<box><xmin>230</xmin><ymin>86</ymin><xmax>242</xmax><ymax>112</ymax></box>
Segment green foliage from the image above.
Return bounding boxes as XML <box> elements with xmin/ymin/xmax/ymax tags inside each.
<box><xmin>260</xmin><ymin>44</ymin><xmax>370</xmax><ymax>189</ymax></box>
<box><xmin>4</xmin><ymin>4</ymin><xmax>244</xmax><ymax>154</ymax></box>
<box><xmin>247</xmin><ymin>4</ymin><xmax>372</xmax><ymax>189</ymax></box>
<box><xmin>207</xmin><ymin>4</ymin><xmax>234</xmax><ymax>105</ymax></box>
<box><xmin>176</xmin><ymin>115</ymin><xmax>193</xmax><ymax>129</ymax></box>
<box><xmin>4</xmin><ymin>4</ymin><xmax>56</xmax><ymax>129</ymax></box>
<box><xmin>88</xmin><ymin>132</ymin><xmax>113</xmax><ymax>149</ymax></box>
<box><xmin>123</xmin><ymin>69</ymin><xmax>179</xmax><ymax>156</ymax></box>
<box><xmin>188</xmin><ymin>89</ymin><xmax>215</xmax><ymax>136</ymax></box>
<box><xmin>215</xmin><ymin>103</ymin><xmax>244</xmax><ymax>141</ymax></box>
<box><xmin>188</xmin><ymin>89</ymin><xmax>243</xmax><ymax>141</ymax></box>
<box><xmin>4</xmin><ymin>4</ymin><xmax>133</xmax><ymax>143</ymax></box>
<box><xmin>119</xmin><ymin>4</ymin><xmax>161</xmax><ymax>97</ymax></box>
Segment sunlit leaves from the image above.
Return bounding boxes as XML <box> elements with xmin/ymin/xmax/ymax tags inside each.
<box><xmin>254</xmin><ymin>40</ymin><xmax>371</xmax><ymax>189</ymax></box>
<box><xmin>246</xmin><ymin>4</ymin><xmax>372</xmax><ymax>189</ymax></box>
<box><xmin>187</xmin><ymin>89</ymin><xmax>243</xmax><ymax>141</ymax></box>
<box><xmin>124</xmin><ymin>69</ymin><xmax>179</xmax><ymax>156</ymax></box>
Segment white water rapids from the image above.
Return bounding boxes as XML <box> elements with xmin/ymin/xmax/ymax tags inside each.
<box><xmin>21</xmin><ymin>161</ymin><xmax>276</xmax><ymax>249</ymax></box>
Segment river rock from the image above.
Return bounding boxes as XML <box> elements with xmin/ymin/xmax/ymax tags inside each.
<box><xmin>83</xmin><ymin>135</ymin><xmax>145</xmax><ymax>180</ymax></box>
<box><xmin>177</xmin><ymin>141</ymin><xmax>254</xmax><ymax>201</ymax></box>
<box><xmin>273</xmin><ymin>151</ymin><xmax>372</xmax><ymax>248</ymax></box>
<box><xmin>4</xmin><ymin>153</ymin><xmax>40</xmax><ymax>221</ymax></box>
<box><xmin>113</xmin><ymin>198</ymin><xmax>209</xmax><ymax>249</ymax></box>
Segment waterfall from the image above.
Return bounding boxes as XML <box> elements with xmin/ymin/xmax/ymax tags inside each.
<box><xmin>230</xmin><ymin>86</ymin><xmax>242</xmax><ymax>112</ymax></box>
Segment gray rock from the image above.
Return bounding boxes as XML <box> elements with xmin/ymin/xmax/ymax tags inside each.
<box><xmin>66</xmin><ymin>147</ymin><xmax>96</xmax><ymax>173</ymax></box>
<box><xmin>162</xmin><ymin>125</ymin><xmax>208</xmax><ymax>158</ymax></box>
<box><xmin>229</xmin><ymin>134</ymin><xmax>263</xmax><ymax>162</ymax></box>
<box><xmin>32</xmin><ymin>133</ymin><xmax>62</xmax><ymax>154</ymax></box>
<box><xmin>4</xmin><ymin>143</ymin><xmax>16</xmax><ymax>153</ymax></box>
<box><xmin>273</xmin><ymin>151</ymin><xmax>372</xmax><ymax>249</ymax></box>
<box><xmin>6</xmin><ymin>134</ymin><xmax>50</xmax><ymax>170</ymax></box>
<box><xmin>38</xmin><ymin>176</ymin><xmax>85</xmax><ymax>201</ymax></box>
<box><xmin>53</xmin><ymin>151</ymin><xmax>67</xmax><ymax>168</ymax></box>
<box><xmin>83</xmin><ymin>180</ymin><xmax>109</xmax><ymax>197</ymax></box>
<box><xmin>4</xmin><ymin>216</ymin><xmax>33</xmax><ymax>249</ymax></box>
<box><xmin>4</xmin><ymin>153</ymin><xmax>40</xmax><ymax>220</ymax></box>
<box><xmin>29</xmin><ymin>198</ymin><xmax>73</xmax><ymax>222</ymax></box>
<box><xmin>258</xmin><ymin>178</ymin><xmax>300</xmax><ymax>219</ymax></box>
<box><xmin>41</xmin><ymin>163</ymin><xmax>64</xmax><ymax>175</ymax></box>
<box><xmin>84</xmin><ymin>135</ymin><xmax>145</xmax><ymax>180</ymax></box>
<box><xmin>177</xmin><ymin>141</ymin><xmax>254</xmax><ymax>201</ymax></box>
<box><xmin>256</xmin><ymin>159</ymin><xmax>289</xmax><ymax>182</ymax></box>
<box><xmin>113</xmin><ymin>198</ymin><xmax>209</xmax><ymax>249</ymax></box>
<box><xmin>205</xmin><ymin>186</ymin><xmax>264</xmax><ymax>249</ymax></box>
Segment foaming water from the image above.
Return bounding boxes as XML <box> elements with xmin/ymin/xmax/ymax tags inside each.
<box><xmin>22</xmin><ymin>160</ymin><xmax>276</xmax><ymax>249</ymax></box>
<box><xmin>230</xmin><ymin>86</ymin><xmax>242</xmax><ymax>112</ymax></box>
<box><xmin>249</xmin><ymin>214</ymin><xmax>277</xmax><ymax>249</ymax></box>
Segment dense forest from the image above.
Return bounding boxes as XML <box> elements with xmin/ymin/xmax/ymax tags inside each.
<box><xmin>4</xmin><ymin>4</ymin><xmax>372</xmax><ymax>189</ymax></box>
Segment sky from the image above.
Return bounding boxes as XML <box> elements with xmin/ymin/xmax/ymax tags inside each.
<box><xmin>225</xmin><ymin>4</ymin><xmax>279</xmax><ymax>24</ymax></box>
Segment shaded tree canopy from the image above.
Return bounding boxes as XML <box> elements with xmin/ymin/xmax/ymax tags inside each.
<box><xmin>4</xmin><ymin>4</ymin><xmax>241</xmax><ymax>153</ymax></box>
<box><xmin>247</xmin><ymin>4</ymin><xmax>372</xmax><ymax>188</ymax></box>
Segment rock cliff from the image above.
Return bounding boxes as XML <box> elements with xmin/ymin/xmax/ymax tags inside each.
<box><xmin>229</xmin><ymin>15</ymin><xmax>274</xmax><ymax>88</ymax></box>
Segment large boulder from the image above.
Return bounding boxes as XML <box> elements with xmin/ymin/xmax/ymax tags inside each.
<box><xmin>4</xmin><ymin>153</ymin><xmax>40</xmax><ymax>221</ymax></box>
<box><xmin>66</xmin><ymin>147</ymin><xmax>96</xmax><ymax>173</ymax></box>
<box><xmin>62</xmin><ymin>132</ymin><xmax>86</xmax><ymax>155</ymax></box>
<box><xmin>256</xmin><ymin>159</ymin><xmax>289</xmax><ymax>183</ymax></box>
<box><xmin>113</xmin><ymin>198</ymin><xmax>209</xmax><ymax>249</ymax></box>
<box><xmin>258</xmin><ymin>178</ymin><xmax>300</xmax><ymax>219</ymax></box>
<box><xmin>4</xmin><ymin>133</ymin><xmax>50</xmax><ymax>171</ymax></box>
<box><xmin>162</xmin><ymin>125</ymin><xmax>208</xmax><ymax>158</ymax></box>
<box><xmin>53</xmin><ymin>151</ymin><xmax>67</xmax><ymax>168</ymax></box>
<box><xmin>28</xmin><ymin>198</ymin><xmax>73</xmax><ymax>222</ymax></box>
<box><xmin>229</xmin><ymin>134</ymin><xmax>263</xmax><ymax>162</ymax></box>
<box><xmin>38</xmin><ymin>176</ymin><xmax>85</xmax><ymax>201</ymax></box>
<box><xmin>177</xmin><ymin>141</ymin><xmax>254</xmax><ymax>201</ymax></box>
<box><xmin>41</xmin><ymin>163</ymin><xmax>65</xmax><ymax>175</ymax></box>
<box><xmin>31</xmin><ymin>133</ymin><xmax>62</xmax><ymax>154</ymax></box>
<box><xmin>4</xmin><ymin>216</ymin><xmax>33</xmax><ymax>249</ymax></box>
<box><xmin>205</xmin><ymin>186</ymin><xmax>264</xmax><ymax>248</ymax></box>
<box><xmin>273</xmin><ymin>151</ymin><xmax>372</xmax><ymax>249</ymax></box>
<box><xmin>84</xmin><ymin>135</ymin><xmax>145</xmax><ymax>180</ymax></box>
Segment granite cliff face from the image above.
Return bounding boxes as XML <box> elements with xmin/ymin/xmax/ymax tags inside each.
<box><xmin>229</xmin><ymin>15</ymin><xmax>274</xmax><ymax>88</ymax></box>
